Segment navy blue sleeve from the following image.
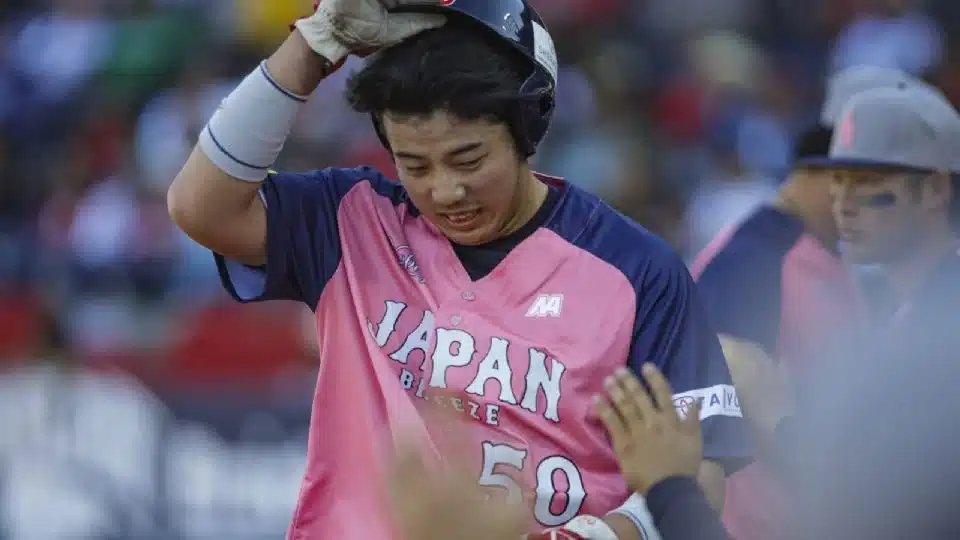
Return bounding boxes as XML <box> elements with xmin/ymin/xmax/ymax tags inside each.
<box><xmin>694</xmin><ymin>246</ymin><xmax>784</xmax><ymax>355</ymax></box>
<box><xmin>214</xmin><ymin>166</ymin><xmax>405</xmax><ymax>310</ymax></box>
<box><xmin>551</xmin><ymin>192</ymin><xmax>752</xmax><ymax>473</ymax></box>
<box><xmin>647</xmin><ymin>476</ymin><xmax>732</xmax><ymax>540</ymax></box>
<box><xmin>630</xmin><ymin>251</ymin><xmax>752</xmax><ymax>474</ymax></box>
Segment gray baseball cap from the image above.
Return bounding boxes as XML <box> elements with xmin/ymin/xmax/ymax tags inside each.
<box><xmin>820</xmin><ymin>66</ymin><xmax>923</xmax><ymax>127</ymax></box>
<box><xmin>826</xmin><ymin>84</ymin><xmax>960</xmax><ymax>173</ymax></box>
<box><xmin>795</xmin><ymin>66</ymin><xmax>925</xmax><ymax>168</ymax></box>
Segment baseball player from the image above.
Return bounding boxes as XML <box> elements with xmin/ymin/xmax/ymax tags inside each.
<box><xmin>825</xmin><ymin>83</ymin><xmax>960</xmax><ymax>323</ymax></box>
<box><xmin>689</xmin><ymin>66</ymin><xmax>925</xmax><ymax>540</ymax></box>
<box><xmin>785</xmin><ymin>82</ymin><xmax>960</xmax><ymax>540</ymax></box>
<box><xmin>166</xmin><ymin>0</ymin><xmax>750</xmax><ymax>537</ymax></box>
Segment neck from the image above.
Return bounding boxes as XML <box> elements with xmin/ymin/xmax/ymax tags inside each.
<box><xmin>502</xmin><ymin>168</ymin><xmax>547</xmax><ymax>236</ymax></box>
<box><xmin>882</xmin><ymin>227</ymin><xmax>957</xmax><ymax>302</ymax></box>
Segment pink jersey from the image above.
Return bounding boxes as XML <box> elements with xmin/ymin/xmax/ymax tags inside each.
<box><xmin>216</xmin><ymin>167</ymin><xmax>749</xmax><ymax>539</ymax></box>
<box><xmin>691</xmin><ymin>206</ymin><xmax>866</xmax><ymax>540</ymax></box>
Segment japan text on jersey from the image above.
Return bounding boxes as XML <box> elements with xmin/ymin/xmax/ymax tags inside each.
<box><xmin>214</xmin><ymin>166</ymin><xmax>750</xmax><ymax>539</ymax></box>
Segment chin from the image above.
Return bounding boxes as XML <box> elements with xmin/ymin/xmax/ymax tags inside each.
<box><xmin>438</xmin><ymin>220</ymin><xmax>498</xmax><ymax>246</ymax></box>
<box><xmin>445</xmin><ymin>230</ymin><xmax>490</xmax><ymax>246</ymax></box>
<box><xmin>839</xmin><ymin>245</ymin><xmax>883</xmax><ymax>265</ymax></box>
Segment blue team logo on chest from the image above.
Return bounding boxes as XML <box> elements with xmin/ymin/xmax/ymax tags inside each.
<box><xmin>394</xmin><ymin>245</ymin><xmax>425</xmax><ymax>284</ymax></box>
<box><xmin>365</xmin><ymin>299</ymin><xmax>568</xmax><ymax>426</ymax></box>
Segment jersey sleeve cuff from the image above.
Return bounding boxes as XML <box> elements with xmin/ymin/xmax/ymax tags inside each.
<box><xmin>215</xmin><ymin>255</ymin><xmax>269</xmax><ymax>302</ymax></box>
<box><xmin>701</xmin><ymin>415</ymin><xmax>754</xmax><ymax>476</ymax></box>
<box><xmin>212</xmin><ymin>186</ymin><xmax>278</xmax><ymax>304</ymax></box>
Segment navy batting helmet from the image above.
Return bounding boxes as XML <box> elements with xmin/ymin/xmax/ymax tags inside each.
<box><xmin>379</xmin><ymin>0</ymin><xmax>558</xmax><ymax>156</ymax></box>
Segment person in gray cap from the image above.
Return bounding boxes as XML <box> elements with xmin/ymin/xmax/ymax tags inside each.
<box><xmin>819</xmin><ymin>65</ymin><xmax>922</xmax><ymax>128</ymax></box>
<box><xmin>576</xmin><ymin>76</ymin><xmax>960</xmax><ymax>540</ymax></box>
<box><xmin>690</xmin><ymin>65</ymin><xmax>925</xmax><ymax>540</ymax></box>
<box><xmin>826</xmin><ymin>83</ymin><xmax>960</xmax><ymax>319</ymax></box>
<box><xmin>785</xmin><ymin>83</ymin><xmax>960</xmax><ymax>540</ymax></box>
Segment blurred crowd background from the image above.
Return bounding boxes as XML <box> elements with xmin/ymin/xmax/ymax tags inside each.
<box><xmin>0</xmin><ymin>0</ymin><xmax>958</xmax><ymax>538</ymax></box>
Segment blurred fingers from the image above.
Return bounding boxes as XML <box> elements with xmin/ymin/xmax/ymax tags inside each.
<box><xmin>681</xmin><ymin>399</ymin><xmax>702</xmax><ymax>430</ymax></box>
<box><xmin>609</xmin><ymin>367</ymin><xmax>656</xmax><ymax>430</ymax></box>
<box><xmin>594</xmin><ymin>394</ymin><xmax>627</xmax><ymax>441</ymax></box>
<box><xmin>389</xmin><ymin>445</ymin><xmax>433</xmax><ymax>532</ymax></box>
<box><xmin>640</xmin><ymin>363</ymin><xmax>676</xmax><ymax>416</ymax></box>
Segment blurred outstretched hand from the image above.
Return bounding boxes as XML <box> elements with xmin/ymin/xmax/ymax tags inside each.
<box><xmin>595</xmin><ymin>365</ymin><xmax>703</xmax><ymax>495</ymax></box>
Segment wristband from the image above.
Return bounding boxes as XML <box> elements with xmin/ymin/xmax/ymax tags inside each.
<box><xmin>606</xmin><ymin>493</ymin><xmax>663</xmax><ymax>540</ymax></box>
<box><xmin>198</xmin><ymin>62</ymin><xmax>307</xmax><ymax>182</ymax></box>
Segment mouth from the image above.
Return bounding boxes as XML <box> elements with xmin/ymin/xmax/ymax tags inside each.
<box><xmin>439</xmin><ymin>209</ymin><xmax>482</xmax><ymax>231</ymax></box>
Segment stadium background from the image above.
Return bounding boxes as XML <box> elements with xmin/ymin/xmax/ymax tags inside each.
<box><xmin>0</xmin><ymin>0</ymin><xmax>957</xmax><ymax>538</ymax></box>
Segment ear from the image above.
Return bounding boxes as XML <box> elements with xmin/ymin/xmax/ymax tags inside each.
<box><xmin>923</xmin><ymin>171</ymin><xmax>952</xmax><ymax>212</ymax></box>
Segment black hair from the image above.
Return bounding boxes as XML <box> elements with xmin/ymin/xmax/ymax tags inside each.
<box><xmin>345</xmin><ymin>22</ymin><xmax>531</xmax><ymax>155</ymax></box>
<box><xmin>794</xmin><ymin>125</ymin><xmax>833</xmax><ymax>163</ymax></box>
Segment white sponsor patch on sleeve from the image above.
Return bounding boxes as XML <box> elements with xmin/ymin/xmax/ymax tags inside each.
<box><xmin>672</xmin><ymin>384</ymin><xmax>742</xmax><ymax>421</ymax></box>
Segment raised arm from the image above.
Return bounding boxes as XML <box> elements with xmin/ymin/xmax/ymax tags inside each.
<box><xmin>167</xmin><ymin>32</ymin><xmax>328</xmax><ymax>266</ymax></box>
<box><xmin>166</xmin><ymin>0</ymin><xmax>445</xmax><ymax>267</ymax></box>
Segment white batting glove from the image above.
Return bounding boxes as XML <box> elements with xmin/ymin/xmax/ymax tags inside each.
<box><xmin>294</xmin><ymin>0</ymin><xmax>447</xmax><ymax>66</ymax></box>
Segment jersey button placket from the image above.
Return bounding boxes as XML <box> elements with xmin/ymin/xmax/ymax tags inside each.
<box><xmin>450</xmin><ymin>291</ymin><xmax>476</xmax><ymax>326</ymax></box>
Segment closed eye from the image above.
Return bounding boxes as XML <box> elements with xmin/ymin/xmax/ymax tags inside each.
<box><xmin>455</xmin><ymin>156</ymin><xmax>485</xmax><ymax>170</ymax></box>
<box><xmin>403</xmin><ymin>165</ymin><xmax>429</xmax><ymax>176</ymax></box>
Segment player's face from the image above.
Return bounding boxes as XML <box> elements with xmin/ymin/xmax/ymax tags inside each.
<box><xmin>384</xmin><ymin>111</ymin><xmax>527</xmax><ymax>245</ymax></box>
<box><xmin>829</xmin><ymin>167</ymin><xmax>937</xmax><ymax>264</ymax></box>
<box><xmin>795</xmin><ymin>167</ymin><xmax>839</xmax><ymax>241</ymax></box>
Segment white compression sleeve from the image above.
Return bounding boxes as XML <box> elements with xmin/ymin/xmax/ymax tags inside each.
<box><xmin>607</xmin><ymin>493</ymin><xmax>663</xmax><ymax>540</ymax></box>
<box><xmin>198</xmin><ymin>61</ymin><xmax>308</xmax><ymax>182</ymax></box>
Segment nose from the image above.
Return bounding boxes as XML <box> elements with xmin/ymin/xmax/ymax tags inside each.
<box><xmin>430</xmin><ymin>174</ymin><xmax>466</xmax><ymax>207</ymax></box>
